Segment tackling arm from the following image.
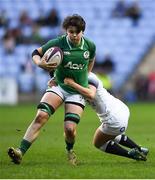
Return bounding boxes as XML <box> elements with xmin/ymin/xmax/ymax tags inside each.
<box><xmin>64</xmin><ymin>78</ymin><xmax>97</xmax><ymax>100</ymax></box>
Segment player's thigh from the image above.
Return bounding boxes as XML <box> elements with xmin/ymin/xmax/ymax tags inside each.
<box><xmin>65</xmin><ymin>103</ymin><xmax>84</xmax><ymax>116</ymax></box>
<box><xmin>65</xmin><ymin>93</ymin><xmax>85</xmax><ymax>116</ymax></box>
<box><xmin>41</xmin><ymin>91</ymin><xmax>63</xmax><ymax>110</ymax></box>
<box><xmin>93</xmin><ymin>128</ymin><xmax>116</xmax><ymax>147</ymax></box>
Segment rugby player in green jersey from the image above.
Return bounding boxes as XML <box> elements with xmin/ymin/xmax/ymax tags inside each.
<box><xmin>8</xmin><ymin>14</ymin><xmax>96</xmax><ymax>165</ymax></box>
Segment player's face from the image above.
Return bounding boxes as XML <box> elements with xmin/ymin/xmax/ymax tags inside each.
<box><xmin>66</xmin><ymin>26</ymin><xmax>83</xmax><ymax>45</ymax></box>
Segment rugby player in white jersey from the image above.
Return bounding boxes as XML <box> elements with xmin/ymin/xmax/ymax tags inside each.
<box><xmin>64</xmin><ymin>72</ymin><xmax>149</xmax><ymax>161</ymax></box>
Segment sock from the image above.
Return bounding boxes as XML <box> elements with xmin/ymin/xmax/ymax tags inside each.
<box><xmin>19</xmin><ymin>139</ymin><xmax>32</xmax><ymax>155</ymax></box>
<box><xmin>65</xmin><ymin>140</ymin><xmax>74</xmax><ymax>151</ymax></box>
<box><xmin>118</xmin><ymin>135</ymin><xmax>141</xmax><ymax>150</ymax></box>
<box><xmin>105</xmin><ymin>141</ymin><xmax>131</xmax><ymax>158</ymax></box>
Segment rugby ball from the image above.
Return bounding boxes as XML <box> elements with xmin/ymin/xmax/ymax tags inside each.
<box><xmin>44</xmin><ymin>47</ymin><xmax>63</xmax><ymax>66</ymax></box>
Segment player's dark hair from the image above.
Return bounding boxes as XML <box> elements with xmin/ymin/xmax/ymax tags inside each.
<box><xmin>62</xmin><ymin>14</ymin><xmax>86</xmax><ymax>32</ymax></box>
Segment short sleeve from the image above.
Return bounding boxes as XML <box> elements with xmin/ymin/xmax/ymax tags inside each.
<box><xmin>89</xmin><ymin>42</ymin><xmax>96</xmax><ymax>60</ymax></box>
<box><xmin>42</xmin><ymin>38</ymin><xmax>60</xmax><ymax>54</ymax></box>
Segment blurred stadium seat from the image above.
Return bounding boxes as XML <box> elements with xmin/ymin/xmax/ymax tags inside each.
<box><xmin>0</xmin><ymin>0</ymin><xmax>155</xmax><ymax>93</ymax></box>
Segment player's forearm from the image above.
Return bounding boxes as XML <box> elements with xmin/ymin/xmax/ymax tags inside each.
<box><xmin>69</xmin><ymin>82</ymin><xmax>95</xmax><ymax>100</ymax></box>
<box><xmin>32</xmin><ymin>48</ymin><xmax>43</xmax><ymax>66</ymax></box>
<box><xmin>32</xmin><ymin>55</ymin><xmax>41</xmax><ymax>66</ymax></box>
<box><xmin>32</xmin><ymin>48</ymin><xmax>56</xmax><ymax>71</ymax></box>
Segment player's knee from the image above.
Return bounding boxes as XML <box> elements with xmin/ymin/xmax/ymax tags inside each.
<box><xmin>34</xmin><ymin>111</ymin><xmax>49</xmax><ymax>125</ymax></box>
<box><xmin>93</xmin><ymin>138</ymin><xmax>101</xmax><ymax>149</ymax></box>
<box><xmin>65</xmin><ymin>128</ymin><xmax>74</xmax><ymax>138</ymax></box>
<box><xmin>64</xmin><ymin>113</ymin><xmax>80</xmax><ymax>137</ymax></box>
<box><xmin>93</xmin><ymin>139</ymin><xmax>108</xmax><ymax>152</ymax></box>
<box><xmin>64</xmin><ymin>125</ymin><xmax>75</xmax><ymax>137</ymax></box>
<box><xmin>93</xmin><ymin>129</ymin><xmax>110</xmax><ymax>149</ymax></box>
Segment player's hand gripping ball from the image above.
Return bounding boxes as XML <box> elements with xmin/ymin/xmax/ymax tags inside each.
<box><xmin>43</xmin><ymin>47</ymin><xmax>63</xmax><ymax>67</ymax></box>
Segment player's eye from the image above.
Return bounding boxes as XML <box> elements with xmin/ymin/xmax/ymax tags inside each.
<box><xmin>68</xmin><ymin>30</ymin><xmax>81</xmax><ymax>35</ymax></box>
<box><xmin>69</xmin><ymin>30</ymin><xmax>76</xmax><ymax>34</ymax></box>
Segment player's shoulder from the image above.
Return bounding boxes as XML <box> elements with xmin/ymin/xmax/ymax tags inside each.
<box><xmin>47</xmin><ymin>34</ymin><xmax>64</xmax><ymax>43</ymax></box>
<box><xmin>49</xmin><ymin>35</ymin><xmax>66</xmax><ymax>43</ymax></box>
<box><xmin>57</xmin><ymin>34</ymin><xmax>66</xmax><ymax>41</ymax></box>
<box><xmin>41</xmin><ymin>35</ymin><xmax>64</xmax><ymax>54</ymax></box>
<box><xmin>83</xmin><ymin>37</ymin><xmax>96</xmax><ymax>50</ymax></box>
<box><xmin>56</xmin><ymin>34</ymin><xmax>70</xmax><ymax>48</ymax></box>
<box><xmin>44</xmin><ymin>35</ymin><xmax>66</xmax><ymax>51</ymax></box>
<box><xmin>83</xmin><ymin>37</ymin><xmax>95</xmax><ymax>46</ymax></box>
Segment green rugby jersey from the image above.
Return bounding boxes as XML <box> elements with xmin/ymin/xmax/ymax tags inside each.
<box><xmin>42</xmin><ymin>35</ymin><xmax>96</xmax><ymax>93</ymax></box>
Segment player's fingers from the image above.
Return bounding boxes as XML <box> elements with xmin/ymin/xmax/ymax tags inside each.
<box><xmin>41</xmin><ymin>57</ymin><xmax>47</xmax><ymax>62</ymax></box>
<box><xmin>47</xmin><ymin>80</ymin><xmax>57</xmax><ymax>87</ymax></box>
<box><xmin>47</xmin><ymin>79</ymin><xmax>51</xmax><ymax>85</ymax></box>
<box><xmin>64</xmin><ymin>79</ymin><xmax>67</xmax><ymax>84</ymax></box>
<box><xmin>47</xmin><ymin>63</ymin><xmax>57</xmax><ymax>67</ymax></box>
<box><xmin>64</xmin><ymin>79</ymin><xmax>69</xmax><ymax>85</ymax></box>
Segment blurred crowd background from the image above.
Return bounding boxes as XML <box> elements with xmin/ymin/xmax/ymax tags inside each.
<box><xmin>0</xmin><ymin>0</ymin><xmax>155</xmax><ymax>104</ymax></box>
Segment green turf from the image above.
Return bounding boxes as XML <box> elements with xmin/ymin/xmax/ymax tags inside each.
<box><xmin>0</xmin><ymin>103</ymin><xmax>155</xmax><ymax>179</ymax></box>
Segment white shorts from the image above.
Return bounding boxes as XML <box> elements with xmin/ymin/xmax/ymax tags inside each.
<box><xmin>98</xmin><ymin>104</ymin><xmax>130</xmax><ymax>136</ymax></box>
<box><xmin>46</xmin><ymin>85</ymin><xmax>86</xmax><ymax>107</ymax></box>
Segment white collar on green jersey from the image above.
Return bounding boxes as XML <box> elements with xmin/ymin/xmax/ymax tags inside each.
<box><xmin>66</xmin><ymin>36</ymin><xmax>84</xmax><ymax>50</ymax></box>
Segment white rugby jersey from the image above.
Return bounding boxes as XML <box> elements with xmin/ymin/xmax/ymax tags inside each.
<box><xmin>88</xmin><ymin>72</ymin><xmax>129</xmax><ymax>122</ymax></box>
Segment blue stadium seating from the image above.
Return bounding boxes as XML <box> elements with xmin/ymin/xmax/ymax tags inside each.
<box><xmin>0</xmin><ymin>0</ymin><xmax>155</xmax><ymax>92</ymax></box>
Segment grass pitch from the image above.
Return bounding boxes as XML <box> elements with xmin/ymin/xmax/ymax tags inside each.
<box><xmin>0</xmin><ymin>102</ymin><xmax>155</xmax><ymax>179</ymax></box>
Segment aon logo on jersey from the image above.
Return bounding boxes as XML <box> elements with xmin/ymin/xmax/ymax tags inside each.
<box><xmin>64</xmin><ymin>61</ymin><xmax>85</xmax><ymax>70</ymax></box>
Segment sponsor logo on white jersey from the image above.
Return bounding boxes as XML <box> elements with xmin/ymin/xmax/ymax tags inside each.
<box><xmin>64</xmin><ymin>61</ymin><xmax>84</xmax><ymax>70</ymax></box>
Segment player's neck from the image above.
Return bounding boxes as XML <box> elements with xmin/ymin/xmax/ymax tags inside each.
<box><xmin>67</xmin><ymin>36</ymin><xmax>81</xmax><ymax>47</ymax></box>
